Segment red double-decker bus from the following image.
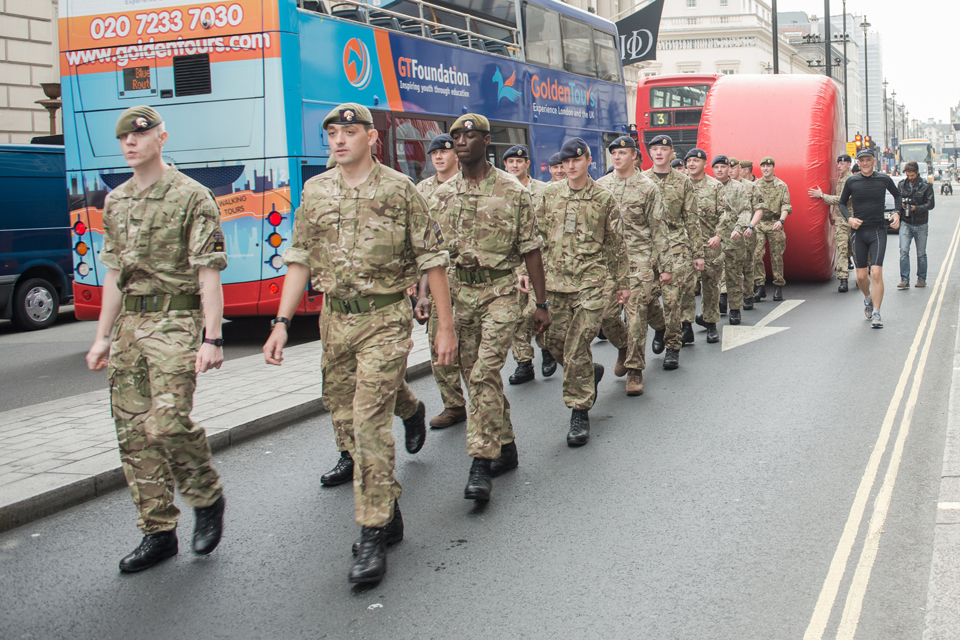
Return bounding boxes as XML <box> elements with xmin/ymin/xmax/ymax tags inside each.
<box><xmin>634</xmin><ymin>74</ymin><xmax>718</xmax><ymax>169</ymax></box>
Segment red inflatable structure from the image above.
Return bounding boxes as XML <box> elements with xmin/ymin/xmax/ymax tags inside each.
<box><xmin>699</xmin><ymin>74</ymin><xmax>845</xmax><ymax>281</ymax></box>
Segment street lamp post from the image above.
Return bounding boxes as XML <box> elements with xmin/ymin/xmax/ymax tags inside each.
<box><xmin>772</xmin><ymin>0</ymin><xmax>779</xmax><ymax>74</ymax></box>
<box><xmin>860</xmin><ymin>17</ymin><xmax>871</xmax><ymax>139</ymax></box>
<box><xmin>824</xmin><ymin>0</ymin><xmax>831</xmax><ymax>81</ymax></box>
<box><xmin>882</xmin><ymin>78</ymin><xmax>888</xmax><ymax>155</ymax></box>
<box><xmin>841</xmin><ymin>0</ymin><xmax>848</xmax><ymax>139</ymax></box>
<box><xmin>891</xmin><ymin>89</ymin><xmax>897</xmax><ymax>147</ymax></box>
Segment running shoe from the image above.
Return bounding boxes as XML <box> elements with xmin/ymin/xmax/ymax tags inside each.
<box><xmin>871</xmin><ymin>311</ymin><xmax>883</xmax><ymax>329</ymax></box>
<box><xmin>864</xmin><ymin>298</ymin><xmax>873</xmax><ymax>319</ymax></box>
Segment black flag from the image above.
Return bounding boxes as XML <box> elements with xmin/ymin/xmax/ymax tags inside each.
<box><xmin>616</xmin><ymin>0</ymin><xmax>665</xmax><ymax>64</ymax></box>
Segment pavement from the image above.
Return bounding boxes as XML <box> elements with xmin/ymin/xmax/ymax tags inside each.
<box><xmin>0</xmin><ymin>325</ymin><xmax>433</xmax><ymax>533</ymax></box>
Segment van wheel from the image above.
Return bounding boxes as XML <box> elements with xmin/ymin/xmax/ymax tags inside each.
<box><xmin>11</xmin><ymin>277</ymin><xmax>59</xmax><ymax>331</ymax></box>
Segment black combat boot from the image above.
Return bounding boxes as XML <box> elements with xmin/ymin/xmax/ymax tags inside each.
<box><xmin>773</xmin><ymin>285</ymin><xmax>783</xmax><ymax>301</ymax></box>
<box><xmin>695</xmin><ymin>314</ymin><xmax>707</xmax><ymax>329</ymax></box>
<box><xmin>838</xmin><ymin>279</ymin><xmax>849</xmax><ymax>293</ymax></box>
<box><xmin>490</xmin><ymin>441</ymin><xmax>519</xmax><ymax>477</ymax></box>
<box><xmin>755</xmin><ymin>284</ymin><xmax>766</xmax><ymax>300</ymax></box>
<box><xmin>743</xmin><ymin>296</ymin><xmax>755</xmax><ymax>310</ymax></box>
<box><xmin>402</xmin><ymin>401</ymin><xmax>426</xmax><ymax>454</ymax></box>
<box><xmin>651</xmin><ymin>328</ymin><xmax>666</xmax><ymax>354</ymax></box>
<box><xmin>567</xmin><ymin>410</ymin><xmax>590</xmax><ymax>447</ymax></box>
<box><xmin>508</xmin><ymin>360</ymin><xmax>535</xmax><ymax>385</ymax></box>
<box><xmin>719</xmin><ymin>293</ymin><xmax>728</xmax><ymax>315</ymax></box>
<box><xmin>681</xmin><ymin>322</ymin><xmax>695</xmax><ymax>345</ymax></box>
<box><xmin>321</xmin><ymin>451</ymin><xmax>354</xmax><ymax>487</ymax></box>
<box><xmin>192</xmin><ymin>495</ymin><xmax>225</xmax><ymax>555</ymax></box>
<box><xmin>119</xmin><ymin>529</ymin><xmax>178</xmax><ymax>573</ymax></box>
<box><xmin>705</xmin><ymin>323</ymin><xmax>719</xmax><ymax>343</ymax></box>
<box><xmin>464</xmin><ymin>458</ymin><xmax>493</xmax><ymax>501</ymax></box>
<box><xmin>541</xmin><ymin>349</ymin><xmax>558</xmax><ymax>377</ymax></box>
<box><xmin>729</xmin><ymin>309</ymin><xmax>741</xmax><ymax>325</ymax></box>
<box><xmin>663</xmin><ymin>348</ymin><xmax>679</xmax><ymax>370</ymax></box>
<box><xmin>349</xmin><ymin>527</ymin><xmax>387</xmax><ymax>584</ymax></box>
<box><xmin>597</xmin><ymin>328</ymin><xmax>607</xmax><ymax>341</ymax></box>
<box><xmin>353</xmin><ymin>501</ymin><xmax>403</xmax><ymax>556</ymax></box>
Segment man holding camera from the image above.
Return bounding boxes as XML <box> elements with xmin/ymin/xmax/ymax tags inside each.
<box><xmin>896</xmin><ymin>161</ymin><xmax>936</xmax><ymax>289</ymax></box>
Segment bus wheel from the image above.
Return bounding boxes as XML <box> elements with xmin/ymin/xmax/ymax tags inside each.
<box><xmin>11</xmin><ymin>277</ymin><xmax>59</xmax><ymax>331</ymax></box>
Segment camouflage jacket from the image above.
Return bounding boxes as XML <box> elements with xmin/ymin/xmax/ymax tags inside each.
<box><xmin>514</xmin><ymin>177</ymin><xmax>549</xmax><ymax>276</ymax></box>
<box><xmin>596</xmin><ymin>169</ymin><xmax>672</xmax><ymax>281</ymax></box>
<box><xmin>718</xmin><ymin>177</ymin><xmax>752</xmax><ymax>233</ymax></box>
<box><xmin>416</xmin><ymin>174</ymin><xmax>445</xmax><ymax>198</ymax></box>
<box><xmin>429</xmin><ymin>166</ymin><xmax>542</xmax><ymax>273</ymax></box>
<box><xmin>100</xmin><ymin>167</ymin><xmax>227</xmax><ymax>295</ymax></box>
<box><xmin>756</xmin><ymin>175</ymin><xmax>793</xmax><ymax>222</ymax></box>
<box><xmin>642</xmin><ymin>168</ymin><xmax>703</xmax><ymax>262</ymax></box>
<box><xmin>739</xmin><ymin>177</ymin><xmax>763</xmax><ymax>222</ymax></box>
<box><xmin>822</xmin><ymin>172</ymin><xmax>853</xmax><ymax>218</ymax></box>
<box><xmin>284</xmin><ymin>161</ymin><xmax>448</xmax><ymax>298</ymax></box>
<box><xmin>537</xmin><ymin>177</ymin><xmax>628</xmax><ymax>293</ymax></box>
<box><xmin>690</xmin><ymin>174</ymin><xmax>736</xmax><ymax>245</ymax></box>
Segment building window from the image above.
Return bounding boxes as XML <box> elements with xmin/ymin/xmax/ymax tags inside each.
<box><xmin>720</xmin><ymin>0</ymin><xmax>727</xmax><ymax>5</ymax></box>
<box><xmin>686</xmin><ymin>0</ymin><xmax>696</xmax><ymax>7</ymax></box>
<box><xmin>720</xmin><ymin>68</ymin><xmax>736</xmax><ymax>75</ymax></box>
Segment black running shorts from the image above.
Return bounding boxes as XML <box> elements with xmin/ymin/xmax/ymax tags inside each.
<box><xmin>851</xmin><ymin>227</ymin><xmax>887</xmax><ymax>268</ymax></box>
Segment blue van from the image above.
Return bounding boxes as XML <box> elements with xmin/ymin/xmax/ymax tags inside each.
<box><xmin>0</xmin><ymin>144</ymin><xmax>72</xmax><ymax>330</ymax></box>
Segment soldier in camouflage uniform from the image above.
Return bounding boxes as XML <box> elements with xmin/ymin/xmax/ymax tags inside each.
<box><xmin>538</xmin><ymin>137</ymin><xmax>628</xmax><ymax>446</ymax></box>
<box><xmin>736</xmin><ymin>160</ymin><xmax>762</xmax><ymax>310</ymax></box>
<box><xmin>712</xmin><ymin>155</ymin><xmax>752</xmax><ymax>325</ymax></box>
<box><xmin>263</xmin><ymin>103</ymin><xmax>456</xmax><ymax>585</ymax></box>
<box><xmin>642</xmin><ymin>135</ymin><xmax>703</xmax><ymax>370</ymax></box>
<box><xmin>502</xmin><ymin>144</ymin><xmax>552</xmax><ymax>386</ymax></box>
<box><xmin>752</xmin><ymin>156</ymin><xmax>792</xmax><ymax>302</ymax></box>
<box><xmin>548</xmin><ymin>152</ymin><xmax>566</xmax><ymax>182</ymax></box>
<box><xmin>597</xmin><ymin>136</ymin><xmax>672</xmax><ymax>396</ymax></box>
<box><xmin>85</xmin><ymin>106</ymin><xmax>227</xmax><ymax>573</ymax></box>
<box><xmin>429</xmin><ymin>114</ymin><xmax>550</xmax><ymax>501</ymax></box>
<box><xmin>809</xmin><ymin>153</ymin><xmax>854</xmax><ymax>292</ymax></box>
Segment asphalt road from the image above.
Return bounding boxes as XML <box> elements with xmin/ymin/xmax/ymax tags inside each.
<box><xmin>0</xmin><ymin>310</ymin><xmax>323</xmax><ymax>412</ymax></box>
<box><xmin>2</xmin><ymin>197</ymin><xmax>959</xmax><ymax>639</ymax></box>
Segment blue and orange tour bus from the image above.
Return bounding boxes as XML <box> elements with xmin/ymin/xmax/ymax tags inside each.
<box><xmin>60</xmin><ymin>0</ymin><xmax>629</xmax><ymax>319</ymax></box>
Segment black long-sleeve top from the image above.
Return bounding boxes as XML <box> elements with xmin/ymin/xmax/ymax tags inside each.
<box><xmin>839</xmin><ymin>171</ymin><xmax>902</xmax><ymax>231</ymax></box>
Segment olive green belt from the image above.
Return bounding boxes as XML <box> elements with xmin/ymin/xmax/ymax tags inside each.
<box><xmin>455</xmin><ymin>266</ymin><xmax>513</xmax><ymax>285</ymax></box>
<box><xmin>123</xmin><ymin>294</ymin><xmax>200</xmax><ymax>312</ymax></box>
<box><xmin>326</xmin><ymin>291</ymin><xmax>405</xmax><ymax>314</ymax></box>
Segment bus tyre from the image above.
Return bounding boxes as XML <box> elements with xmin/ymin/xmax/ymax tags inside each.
<box><xmin>11</xmin><ymin>277</ymin><xmax>59</xmax><ymax>331</ymax></box>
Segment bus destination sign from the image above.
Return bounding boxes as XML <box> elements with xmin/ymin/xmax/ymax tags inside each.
<box><xmin>123</xmin><ymin>66</ymin><xmax>151</xmax><ymax>92</ymax></box>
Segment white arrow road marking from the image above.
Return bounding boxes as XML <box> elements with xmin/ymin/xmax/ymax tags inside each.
<box><xmin>721</xmin><ymin>299</ymin><xmax>804</xmax><ymax>351</ymax></box>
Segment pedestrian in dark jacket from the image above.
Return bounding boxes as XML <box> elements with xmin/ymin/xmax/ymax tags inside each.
<box><xmin>897</xmin><ymin>161</ymin><xmax>936</xmax><ymax>288</ymax></box>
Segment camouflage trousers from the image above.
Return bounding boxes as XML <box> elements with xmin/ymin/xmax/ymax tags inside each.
<box><xmin>321</xmin><ymin>300</ymin><xmax>418</xmax><ymax>528</ymax></box>
<box><xmin>599</xmin><ymin>279</ymin><xmax>628</xmax><ymax>350</ymax></box>
<box><xmin>428</xmin><ymin>298</ymin><xmax>466</xmax><ymax>410</ymax></box>
<box><xmin>457</xmin><ymin>278</ymin><xmax>519</xmax><ymax>460</ymax></box>
<box><xmin>648</xmin><ymin>257</ymin><xmax>691</xmax><ymax>350</ymax></box>
<box><xmin>511</xmin><ymin>290</ymin><xmax>536</xmax><ymax>363</ymax></box>
<box><xmin>835</xmin><ymin>213</ymin><xmax>851</xmax><ymax>280</ymax></box>
<box><xmin>109</xmin><ymin>310</ymin><xmax>222</xmax><ymax>535</ymax></box>
<box><xmin>754</xmin><ymin>221</ymin><xmax>786</xmax><ymax>286</ymax></box>
<box><xmin>542</xmin><ymin>289</ymin><xmax>603</xmax><ymax>410</ymax></box>
<box><xmin>722</xmin><ymin>237</ymin><xmax>746</xmax><ymax>310</ymax></box>
<box><xmin>624</xmin><ymin>279</ymin><xmax>657</xmax><ymax>371</ymax></box>
<box><xmin>683</xmin><ymin>246</ymin><xmax>723</xmax><ymax>323</ymax></box>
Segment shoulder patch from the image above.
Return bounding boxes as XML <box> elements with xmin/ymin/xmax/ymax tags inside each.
<box><xmin>212</xmin><ymin>230</ymin><xmax>225</xmax><ymax>252</ymax></box>
<box><xmin>433</xmin><ymin>221</ymin><xmax>444</xmax><ymax>245</ymax></box>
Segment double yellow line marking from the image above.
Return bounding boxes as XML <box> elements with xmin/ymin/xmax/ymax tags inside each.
<box><xmin>804</xmin><ymin>216</ymin><xmax>960</xmax><ymax>640</ymax></box>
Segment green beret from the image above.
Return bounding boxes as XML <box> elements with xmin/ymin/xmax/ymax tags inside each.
<box><xmin>115</xmin><ymin>106</ymin><xmax>162</xmax><ymax>138</ymax></box>
<box><xmin>728</xmin><ymin>157</ymin><xmax>740</xmax><ymax>166</ymax></box>
<box><xmin>450</xmin><ymin>113</ymin><xmax>490</xmax><ymax>134</ymax></box>
<box><xmin>760</xmin><ymin>156</ymin><xmax>775</xmax><ymax>166</ymax></box>
<box><xmin>740</xmin><ymin>159</ymin><xmax>753</xmax><ymax>168</ymax></box>
<box><xmin>322</xmin><ymin>103</ymin><xmax>374</xmax><ymax>129</ymax></box>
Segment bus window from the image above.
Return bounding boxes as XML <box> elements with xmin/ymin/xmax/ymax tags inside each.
<box><xmin>488</xmin><ymin>124</ymin><xmax>527</xmax><ymax>168</ymax></box>
<box><xmin>396</xmin><ymin>117</ymin><xmax>444</xmax><ymax>183</ymax></box>
<box><xmin>560</xmin><ymin>15</ymin><xmax>596</xmax><ymax>78</ymax></box>
<box><xmin>594</xmin><ymin>30</ymin><xmax>621</xmax><ymax>83</ymax></box>
<box><xmin>650</xmin><ymin>84</ymin><xmax>710</xmax><ymax>109</ymax></box>
<box><xmin>524</xmin><ymin>4</ymin><xmax>563</xmax><ymax>70</ymax></box>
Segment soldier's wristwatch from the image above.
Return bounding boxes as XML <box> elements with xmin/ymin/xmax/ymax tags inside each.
<box><xmin>271</xmin><ymin>317</ymin><xmax>291</xmax><ymax>329</ymax></box>
<box><xmin>203</xmin><ymin>337</ymin><xmax>224</xmax><ymax>347</ymax></box>
<box><xmin>535</xmin><ymin>301</ymin><xmax>550</xmax><ymax>310</ymax></box>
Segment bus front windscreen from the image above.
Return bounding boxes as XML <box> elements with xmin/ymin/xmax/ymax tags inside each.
<box><xmin>899</xmin><ymin>144</ymin><xmax>933</xmax><ymax>164</ymax></box>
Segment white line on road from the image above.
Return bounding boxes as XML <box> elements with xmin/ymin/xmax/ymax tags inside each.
<box><xmin>721</xmin><ymin>299</ymin><xmax>804</xmax><ymax>351</ymax></box>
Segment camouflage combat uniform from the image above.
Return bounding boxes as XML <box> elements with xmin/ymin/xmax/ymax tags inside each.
<box><xmin>719</xmin><ymin>177</ymin><xmax>752</xmax><ymax>310</ymax></box>
<box><xmin>511</xmin><ymin>177</ymin><xmax>548</xmax><ymax>364</ymax></box>
<box><xmin>822</xmin><ymin>171</ymin><xmax>852</xmax><ymax>281</ymax></box>
<box><xmin>538</xmin><ymin>178</ymin><xmax>628</xmax><ymax>408</ymax></box>
<box><xmin>597</xmin><ymin>169</ymin><xmax>671</xmax><ymax>371</ymax></box>
<box><xmin>101</xmin><ymin>167</ymin><xmax>226</xmax><ymax>535</ymax></box>
<box><xmin>687</xmin><ymin>174</ymin><xmax>736</xmax><ymax>323</ymax></box>
<box><xmin>739</xmin><ymin>176</ymin><xmax>762</xmax><ymax>297</ymax></box>
<box><xmin>753</xmin><ymin>177</ymin><xmax>792</xmax><ymax>287</ymax></box>
<box><xmin>284</xmin><ymin>161</ymin><xmax>448</xmax><ymax>528</ymax></box>
<box><xmin>642</xmin><ymin>168</ymin><xmax>702</xmax><ymax>350</ymax></box>
<box><xmin>430</xmin><ymin>167</ymin><xmax>541</xmax><ymax>459</ymax></box>
<box><xmin>417</xmin><ymin>176</ymin><xmax>466</xmax><ymax>412</ymax></box>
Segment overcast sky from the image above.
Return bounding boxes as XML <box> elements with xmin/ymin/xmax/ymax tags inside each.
<box><xmin>776</xmin><ymin>0</ymin><xmax>958</xmax><ymax>124</ymax></box>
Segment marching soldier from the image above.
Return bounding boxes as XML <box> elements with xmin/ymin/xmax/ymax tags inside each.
<box><xmin>642</xmin><ymin>135</ymin><xmax>703</xmax><ymax>369</ymax></box>
<box><xmin>684</xmin><ymin>148</ymin><xmax>734</xmax><ymax>343</ymax></box>
<box><xmin>712</xmin><ymin>155</ymin><xmax>752</xmax><ymax>325</ymax></box>
<box><xmin>548</xmin><ymin>152</ymin><xmax>566</xmax><ymax>182</ymax></box>
<box><xmin>538</xmin><ymin>138</ymin><xmax>628</xmax><ymax>445</ymax></box>
<box><xmin>502</xmin><ymin>144</ymin><xmax>551</xmax><ymax>385</ymax></box>
<box><xmin>429</xmin><ymin>114</ymin><xmax>550</xmax><ymax>501</ymax></box>
<box><xmin>736</xmin><ymin>160</ymin><xmax>762</xmax><ymax>310</ymax></box>
<box><xmin>751</xmin><ymin>157</ymin><xmax>791</xmax><ymax>301</ymax></box>
<box><xmin>85</xmin><ymin>106</ymin><xmax>227</xmax><ymax>572</ymax></box>
<box><xmin>808</xmin><ymin>153</ymin><xmax>854</xmax><ymax>292</ymax></box>
<box><xmin>597</xmin><ymin>136</ymin><xmax>672</xmax><ymax>396</ymax></box>
<box><xmin>263</xmin><ymin>103</ymin><xmax>457</xmax><ymax>585</ymax></box>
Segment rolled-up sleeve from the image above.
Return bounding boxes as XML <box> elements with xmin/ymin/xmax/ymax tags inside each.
<box><xmin>187</xmin><ymin>194</ymin><xmax>228</xmax><ymax>271</ymax></box>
